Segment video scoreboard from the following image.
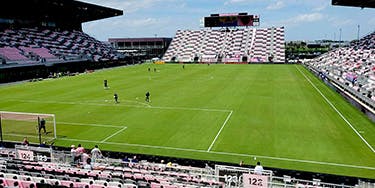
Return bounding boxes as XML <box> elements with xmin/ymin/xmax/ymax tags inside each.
<box><xmin>204</xmin><ymin>13</ymin><xmax>260</xmax><ymax>27</ymax></box>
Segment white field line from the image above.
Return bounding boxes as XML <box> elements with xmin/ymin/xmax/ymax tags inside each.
<box><xmin>209</xmin><ymin>150</ymin><xmax>375</xmax><ymax>170</ymax></box>
<box><xmin>100</xmin><ymin>127</ymin><xmax>128</xmax><ymax>143</ymax></box>
<box><xmin>12</xmin><ymin>99</ymin><xmax>231</xmax><ymax>112</ymax></box>
<box><xmin>5</xmin><ymin>133</ymin><xmax>50</xmax><ymax>139</ymax></box>
<box><xmin>58</xmin><ymin>121</ymin><xmax>122</xmax><ymax>128</ymax></box>
<box><xmin>207</xmin><ymin>110</ymin><xmax>233</xmax><ymax>152</ymax></box>
<box><xmin>296</xmin><ymin>65</ymin><xmax>375</xmax><ymax>153</ymax></box>
<box><xmin>0</xmin><ymin>111</ymin><xmax>54</xmax><ymax>117</ymax></box>
<box><xmin>122</xmin><ymin>100</ymin><xmax>151</xmax><ymax>107</ymax></box>
<box><xmin>54</xmin><ymin>137</ymin><xmax>375</xmax><ymax>171</ymax></box>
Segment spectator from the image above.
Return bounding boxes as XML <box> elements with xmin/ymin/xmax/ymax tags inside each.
<box><xmin>83</xmin><ymin>158</ymin><xmax>92</xmax><ymax>170</ymax></box>
<box><xmin>239</xmin><ymin>160</ymin><xmax>244</xmax><ymax>167</ymax></box>
<box><xmin>91</xmin><ymin>145</ymin><xmax>102</xmax><ymax>163</ymax></box>
<box><xmin>76</xmin><ymin>144</ymin><xmax>85</xmax><ymax>154</ymax></box>
<box><xmin>70</xmin><ymin>145</ymin><xmax>77</xmax><ymax>164</ymax></box>
<box><xmin>75</xmin><ymin>144</ymin><xmax>85</xmax><ymax>164</ymax></box>
<box><xmin>22</xmin><ymin>137</ymin><xmax>29</xmax><ymax>146</ymax></box>
<box><xmin>81</xmin><ymin>152</ymin><xmax>90</xmax><ymax>166</ymax></box>
<box><xmin>131</xmin><ymin>155</ymin><xmax>138</xmax><ymax>163</ymax></box>
<box><xmin>254</xmin><ymin>161</ymin><xmax>264</xmax><ymax>175</ymax></box>
<box><xmin>167</xmin><ymin>162</ymin><xmax>173</xmax><ymax>167</ymax></box>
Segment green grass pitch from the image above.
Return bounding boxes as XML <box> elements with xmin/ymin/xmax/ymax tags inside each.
<box><xmin>0</xmin><ymin>64</ymin><xmax>374</xmax><ymax>178</ymax></box>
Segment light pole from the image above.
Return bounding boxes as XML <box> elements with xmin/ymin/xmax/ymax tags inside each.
<box><xmin>357</xmin><ymin>25</ymin><xmax>360</xmax><ymax>45</ymax></box>
<box><xmin>339</xmin><ymin>28</ymin><xmax>342</xmax><ymax>47</ymax></box>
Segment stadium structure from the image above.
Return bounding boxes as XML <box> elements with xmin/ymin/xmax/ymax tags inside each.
<box><xmin>162</xmin><ymin>13</ymin><xmax>285</xmax><ymax>64</ymax></box>
<box><xmin>0</xmin><ymin>0</ymin><xmax>374</xmax><ymax>188</ymax></box>
<box><xmin>0</xmin><ymin>0</ymin><xmax>125</xmax><ymax>83</ymax></box>
<box><xmin>109</xmin><ymin>37</ymin><xmax>172</xmax><ymax>61</ymax></box>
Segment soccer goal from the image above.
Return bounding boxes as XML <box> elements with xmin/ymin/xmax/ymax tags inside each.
<box><xmin>0</xmin><ymin>111</ymin><xmax>56</xmax><ymax>144</ymax></box>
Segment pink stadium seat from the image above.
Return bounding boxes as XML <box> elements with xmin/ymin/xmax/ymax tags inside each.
<box><xmin>20</xmin><ymin>180</ymin><xmax>36</xmax><ymax>188</ymax></box>
<box><xmin>150</xmin><ymin>182</ymin><xmax>162</xmax><ymax>188</ymax></box>
<box><xmin>5</xmin><ymin>178</ymin><xmax>20</xmax><ymax>187</ymax></box>
<box><xmin>60</xmin><ymin>180</ymin><xmax>75</xmax><ymax>188</ymax></box>
<box><xmin>74</xmin><ymin>182</ymin><xmax>90</xmax><ymax>188</ymax></box>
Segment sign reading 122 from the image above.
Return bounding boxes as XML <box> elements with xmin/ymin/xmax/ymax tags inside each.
<box><xmin>243</xmin><ymin>173</ymin><xmax>268</xmax><ymax>188</ymax></box>
<box><xmin>18</xmin><ymin>150</ymin><xmax>34</xmax><ymax>161</ymax></box>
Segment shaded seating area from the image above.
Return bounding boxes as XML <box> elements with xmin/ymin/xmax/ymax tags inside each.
<box><xmin>0</xmin><ymin>27</ymin><xmax>121</xmax><ymax>65</ymax></box>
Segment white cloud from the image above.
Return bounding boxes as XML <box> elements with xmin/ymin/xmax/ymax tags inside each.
<box><xmin>328</xmin><ymin>17</ymin><xmax>354</xmax><ymax>27</ymax></box>
<box><xmin>224</xmin><ymin>0</ymin><xmax>259</xmax><ymax>5</ymax></box>
<box><xmin>312</xmin><ymin>3</ymin><xmax>328</xmax><ymax>12</ymax></box>
<box><xmin>266</xmin><ymin>1</ymin><xmax>285</xmax><ymax>10</ymax></box>
<box><xmin>80</xmin><ymin>0</ymin><xmax>180</xmax><ymax>13</ymax></box>
<box><xmin>281</xmin><ymin>13</ymin><xmax>323</xmax><ymax>25</ymax></box>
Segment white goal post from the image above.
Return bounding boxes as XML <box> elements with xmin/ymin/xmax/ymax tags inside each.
<box><xmin>0</xmin><ymin>111</ymin><xmax>56</xmax><ymax>143</ymax></box>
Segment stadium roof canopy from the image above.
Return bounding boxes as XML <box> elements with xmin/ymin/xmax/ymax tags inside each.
<box><xmin>1</xmin><ymin>0</ymin><xmax>123</xmax><ymax>23</ymax></box>
<box><xmin>332</xmin><ymin>0</ymin><xmax>375</xmax><ymax>8</ymax></box>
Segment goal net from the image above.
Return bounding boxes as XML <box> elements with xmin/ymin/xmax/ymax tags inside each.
<box><xmin>0</xmin><ymin>111</ymin><xmax>56</xmax><ymax>144</ymax></box>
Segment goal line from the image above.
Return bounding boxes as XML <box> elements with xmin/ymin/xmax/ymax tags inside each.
<box><xmin>0</xmin><ymin>111</ymin><xmax>56</xmax><ymax>144</ymax></box>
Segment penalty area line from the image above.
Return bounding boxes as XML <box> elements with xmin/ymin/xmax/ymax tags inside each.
<box><xmin>57</xmin><ymin>121</ymin><xmax>122</xmax><ymax>128</ymax></box>
<box><xmin>295</xmin><ymin>65</ymin><xmax>375</xmax><ymax>153</ymax></box>
<box><xmin>100</xmin><ymin>126</ymin><xmax>128</xmax><ymax>143</ymax></box>
<box><xmin>207</xmin><ymin>110</ymin><xmax>233</xmax><ymax>152</ymax></box>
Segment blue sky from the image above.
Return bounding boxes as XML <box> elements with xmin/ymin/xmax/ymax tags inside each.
<box><xmin>80</xmin><ymin>0</ymin><xmax>375</xmax><ymax>42</ymax></box>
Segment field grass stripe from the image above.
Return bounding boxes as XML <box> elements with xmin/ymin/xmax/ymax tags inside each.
<box><xmin>149</xmin><ymin>106</ymin><xmax>231</xmax><ymax>112</ymax></box>
<box><xmin>12</xmin><ymin>99</ymin><xmax>230</xmax><ymax>112</ymax></box>
<box><xmin>296</xmin><ymin>65</ymin><xmax>375</xmax><ymax>153</ymax></box>
<box><xmin>100</xmin><ymin>127</ymin><xmax>128</xmax><ymax>143</ymax></box>
<box><xmin>60</xmin><ymin>137</ymin><xmax>205</xmax><ymax>153</ymax></box>
<box><xmin>56</xmin><ymin>137</ymin><xmax>375</xmax><ymax>170</ymax></box>
<box><xmin>207</xmin><ymin>110</ymin><xmax>233</xmax><ymax>152</ymax></box>
<box><xmin>58</xmin><ymin>121</ymin><xmax>122</xmax><ymax>128</ymax></box>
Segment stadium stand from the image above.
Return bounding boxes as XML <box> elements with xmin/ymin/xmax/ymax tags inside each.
<box><xmin>306</xmin><ymin>31</ymin><xmax>375</xmax><ymax>108</ymax></box>
<box><xmin>162</xmin><ymin>27</ymin><xmax>285</xmax><ymax>63</ymax></box>
<box><xmin>0</xmin><ymin>47</ymin><xmax>29</xmax><ymax>61</ymax></box>
<box><xmin>0</xmin><ymin>145</ymin><xmax>367</xmax><ymax>188</ymax></box>
<box><xmin>0</xmin><ymin>27</ymin><xmax>119</xmax><ymax>64</ymax></box>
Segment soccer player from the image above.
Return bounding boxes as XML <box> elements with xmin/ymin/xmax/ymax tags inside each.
<box><xmin>104</xmin><ymin>80</ymin><xmax>108</xmax><ymax>89</ymax></box>
<box><xmin>114</xmin><ymin>93</ymin><xmax>119</xmax><ymax>103</ymax></box>
<box><xmin>145</xmin><ymin>91</ymin><xmax>150</xmax><ymax>102</ymax></box>
<box><xmin>182</xmin><ymin>65</ymin><xmax>185</xmax><ymax>69</ymax></box>
<box><xmin>39</xmin><ymin>118</ymin><xmax>46</xmax><ymax>134</ymax></box>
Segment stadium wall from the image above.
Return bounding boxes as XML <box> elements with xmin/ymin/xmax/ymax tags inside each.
<box><xmin>0</xmin><ymin>60</ymin><xmax>131</xmax><ymax>83</ymax></box>
<box><xmin>164</xmin><ymin>61</ymin><xmax>291</xmax><ymax>64</ymax></box>
<box><xmin>0</xmin><ymin>140</ymin><xmax>369</xmax><ymax>186</ymax></box>
<box><xmin>305</xmin><ymin>64</ymin><xmax>375</xmax><ymax>122</ymax></box>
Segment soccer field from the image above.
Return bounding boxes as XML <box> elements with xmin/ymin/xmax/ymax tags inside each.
<box><xmin>0</xmin><ymin>64</ymin><xmax>374</xmax><ymax>178</ymax></box>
